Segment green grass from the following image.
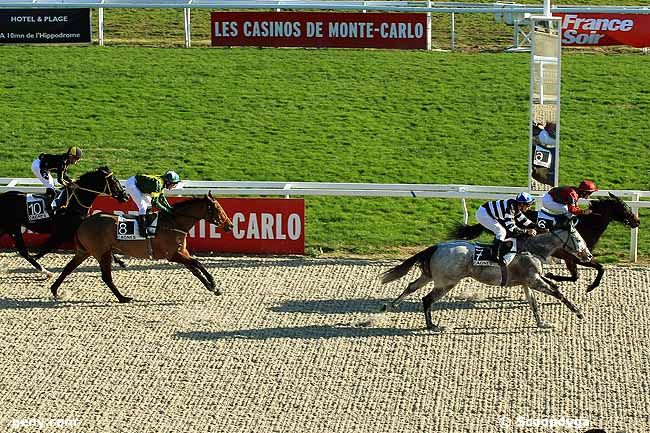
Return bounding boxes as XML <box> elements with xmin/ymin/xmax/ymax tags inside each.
<box><xmin>0</xmin><ymin>11</ymin><xmax>648</xmax><ymax>261</ymax></box>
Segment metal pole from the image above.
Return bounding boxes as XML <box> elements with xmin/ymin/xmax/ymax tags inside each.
<box><xmin>98</xmin><ymin>6</ymin><xmax>104</xmax><ymax>46</ymax></box>
<box><xmin>631</xmin><ymin>193</ymin><xmax>639</xmax><ymax>262</ymax></box>
<box><xmin>543</xmin><ymin>0</ymin><xmax>551</xmax><ymax>17</ymax></box>
<box><xmin>426</xmin><ymin>0</ymin><xmax>431</xmax><ymax>51</ymax></box>
<box><xmin>184</xmin><ymin>8</ymin><xmax>191</xmax><ymax>48</ymax></box>
<box><xmin>451</xmin><ymin>12</ymin><xmax>455</xmax><ymax>50</ymax></box>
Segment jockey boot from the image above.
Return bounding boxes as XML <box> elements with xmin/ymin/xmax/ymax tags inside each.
<box><xmin>137</xmin><ymin>215</ymin><xmax>149</xmax><ymax>238</ymax></box>
<box><xmin>493</xmin><ymin>239</ymin><xmax>504</xmax><ymax>265</ymax></box>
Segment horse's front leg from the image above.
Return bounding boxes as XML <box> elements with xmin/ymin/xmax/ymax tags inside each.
<box><xmin>521</xmin><ymin>286</ymin><xmax>552</xmax><ymax>329</ymax></box>
<box><xmin>545</xmin><ymin>253</ymin><xmax>578</xmax><ymax>283</ymax></box>
<box><xmin>32</xmin><ymin>231</ymin><xmax>66</xmax><ymax>261</ymax></box>
<box><xmin>532</xmin><ymin>275</ymin><xmax>583</xmax><ymax>320</ymax></box>
<box><xmin>580</xmin><ymin>260</ymin><xmax>604</xmax><ymax>293</ymax></box>
<box><xmin>170</xmin><ymin>250</ymin><xmax>219</xmax><ymax>295</ymax></box>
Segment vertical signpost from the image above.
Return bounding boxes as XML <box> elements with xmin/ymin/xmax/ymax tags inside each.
<box><xmin>528</xmin><ymin>2</ymin><xmax>561</xmax><ymax>194</ymax></box>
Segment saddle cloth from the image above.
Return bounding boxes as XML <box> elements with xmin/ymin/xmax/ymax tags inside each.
<box><xmin>26</xmin><ymin>194</ymin><xmax>51</xmax><ymax>222</ymax></box>
<box><xmin>473</xmin><ymin>243</ymin><xmax>498</xmax><ymax>266</ymax></box>
<box><xmin>473</xmin><ymin>239</ymin><xmax>520</xmax><ymax>267</ymax></box>
<box><xmin>116</xmin><ymin>213</ymin><xmax>159</xmax><ymax>241</ymax></box>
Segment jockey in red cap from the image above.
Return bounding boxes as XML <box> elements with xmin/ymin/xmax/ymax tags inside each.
<box><xmin>541</xmin><ymin>180</ymin><xmax>598</xmax><ymax>218</ymax></box>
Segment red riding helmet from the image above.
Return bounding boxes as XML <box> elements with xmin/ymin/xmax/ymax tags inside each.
<box><xmin>577</xmin><ymin>180</ymin><xmax>598</xmax><ymax>193</ymax></box>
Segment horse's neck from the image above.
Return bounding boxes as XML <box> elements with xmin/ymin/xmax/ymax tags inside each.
<box><xmin>161</xmin><ymin>203</ymin><xmax>205</xmax><ymax>231</ymax></box>
<box><xmin>577</xmin><ymin>214</ymin><xmax>609</xmax><ymax>249</ymax></box>
<box><xmin>523</xmin><ymin>233</ymin><xmax>561</xmax><ymax>259</ymax></box>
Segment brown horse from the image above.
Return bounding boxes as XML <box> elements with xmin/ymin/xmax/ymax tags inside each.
<box><xmin>49</xmin><ymin>193</ymin><xmax>233</xmax><ymax>303</ymax></box>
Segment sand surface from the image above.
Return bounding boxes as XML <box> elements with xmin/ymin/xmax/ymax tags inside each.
<box><xmin>0</xmin><ymin>252</ymin><xmax>648</xmax><ymax>432</ymax></box>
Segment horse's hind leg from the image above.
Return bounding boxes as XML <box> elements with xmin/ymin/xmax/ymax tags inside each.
<box><xmin>11</xmin><ymin>231</ymin><xmax>52</xmax><ymax>277</ymax></box>
<box><xmin>422</xmin><ymin>284</ymin><xmax>456</xmax><ymax>331</ymax></box>
<box><xmin>99</xmin><ymin>252</ymin><xmax>131</xmax><ymax>303</ymax></box>
<box><xmin>50</xmin><ymin>251</ymin><xmax>89</xmax><ymax>299</ymax></box>
<box><xmin>382</xmin><ymin>273</ymin><xmax>432</xmax><ymax>312</ymax></box>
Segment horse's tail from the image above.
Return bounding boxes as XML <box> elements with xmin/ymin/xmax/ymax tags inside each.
<box><xmin>450</xmin><ymin>223</ymin><xmax>485</xmax><ymax>240</ymax></box>
<box><xmin>381</xmin><ymin>245</ymin><xmax>438</xmax><ymax>284</ymax></box>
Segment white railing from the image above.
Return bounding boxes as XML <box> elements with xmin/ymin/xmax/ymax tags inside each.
<box><xmin>1</xmin><ymin>178</ymin><xmax>648</xmax><ymax>261</ymax></box>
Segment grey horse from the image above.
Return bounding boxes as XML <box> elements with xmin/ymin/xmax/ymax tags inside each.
<box><xmin>381</xmin><ymin>225</ymin><xmax>593</xmax><ymax>331</ymax></box>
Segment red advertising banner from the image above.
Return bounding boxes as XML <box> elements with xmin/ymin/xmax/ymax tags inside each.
<box><xmin>211</xmin><ymin>12</ymin><xmax>427</xmax><ymax>49</ymax></box>
<box><xmin>0</xmin><ymin>197</ymin><xmax>305</xmax><ymax>255</ymax></box>
<box><xmin>559</xmin><ymin>13</ymin><xmax>650</xmax><ymax>47</ymax></box>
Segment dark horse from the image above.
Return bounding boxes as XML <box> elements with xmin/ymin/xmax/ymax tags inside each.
<box><xmin>49</xmin><ymin>193</ymin><xmax>233</xmax><ymax>303</ymax></box>
<box><xmin>0</xmin><ymin>166</ymin><xmax>129</xmax><ymax>276</ymax></box>
<box><xmin>452</xmin><ymin>193</ymin><xmax>640</xmax><ymax>292</ymax></box>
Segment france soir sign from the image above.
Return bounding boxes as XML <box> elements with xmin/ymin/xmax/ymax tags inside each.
<box><xmin>559</xmin><ymin>13</ymin><xmax>650</xmax><ymax>47</ymax></box>
<box><xmin>211</xmin><ymin>12</ymin><xmax>427</xmax><ymax>49</ymax></box>
<box><xmin>0</xmin><ymin>197</ymin><xmax>305</xmax><ymax>255</ymax></box>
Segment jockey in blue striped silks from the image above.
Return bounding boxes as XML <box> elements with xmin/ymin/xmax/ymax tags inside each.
<box><xmin>475</xmin><ymin>192</ymin><xmax>537</xmax><ymax>265</ymax></box>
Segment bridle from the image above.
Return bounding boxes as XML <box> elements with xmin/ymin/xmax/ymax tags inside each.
<box><xmin>59</xmin><ymin>171</ymin><xmax>122</xmax><ymax>210</ymax></box>
<box><xmin>550</xmin><ymin>225</ymin><xmax>583</xmax><ymax>256</ymax></box>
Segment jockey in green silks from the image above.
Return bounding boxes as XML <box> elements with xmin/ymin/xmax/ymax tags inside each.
<box><xmin>124</xmin><ymin>170</ymin><xmax>181</xmax><ymax>237</ymax></box>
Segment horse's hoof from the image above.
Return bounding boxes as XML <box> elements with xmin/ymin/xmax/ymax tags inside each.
<box><xmin>212</xmin><ymin>289</ymin><xmax>222</xmax><ymax>296</ymax></box>
<box><xmin>41</xmin><ymin>269</ymin><xmax>54</xmax><ymax>279</ymax></box>
<box><xmin>427</xmin><ymin>324</ymin><xmax>445</xmax><ymax>333</ymax></box>
<box><xmin>118</xmin><ymin>297</ymin><xmax>132</xmax><ymax>303</ymax></box>
<box><xmin>586</xmin><ymin>285</ymin><xmax>597</xmax><ymax>293</ymax></box>
<box><xmin>576</xmin><ymin>311</ymin><xmax>584</xmax><ymax>320</ymax></box>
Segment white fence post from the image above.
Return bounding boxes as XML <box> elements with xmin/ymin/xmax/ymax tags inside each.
<box><xmin>98</xmin><ymin>3</ymin><xmax>104</xmax><ymax>46</ymax></box>
<box><xmin>631</xmin><ymin>193</ymin><xmax>640</xmax><ymax>263</ymax></box>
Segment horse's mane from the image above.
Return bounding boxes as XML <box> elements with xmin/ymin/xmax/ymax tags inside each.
<box><xmin>589</xmin><ymin>195</ymin><xmax>625</xmax><ymax>213</ymax></box>
<box><xmin>78</xmin><ymin>166</ymin><xmax>112</xmax><ymax>182</ymax></box>
<box><xmin>171</xmin><ymin>196</ymin><xmax>207</xmax><ymax>211</ymax></box>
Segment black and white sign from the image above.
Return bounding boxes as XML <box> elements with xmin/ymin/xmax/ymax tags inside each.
<box><xmin>533</xmin><ymin>145</ymin><xmax>553</xmax><ymax>168</ymax></box>
<box><xmin>0</xmin><ymin>9</ymin><xmax>91</xmax><ymax>44</ymax></box>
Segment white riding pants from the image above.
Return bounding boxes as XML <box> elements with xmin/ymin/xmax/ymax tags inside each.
<box><xmin>125</xmin><ymin>176</ymin><xmax>152</xmax><ymax>215</ymax></box>
<box><xmin>476</xmin><ymin>207</ymin><xmax>507</xmax><ymax>241</ymax></box>
<box><xmin>31</xmin><ymin>159</ymin><xmax>55</xmax><ymax>189</ymax></box>
<box><xmin>541</xmin><ymin>193</ymin><xmax>570</xmax><ymax>216</ymax></box>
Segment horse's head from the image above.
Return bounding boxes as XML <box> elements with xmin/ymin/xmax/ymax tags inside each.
<box><xmin>589</xmin><ymin>193</ymin><xmax>640</xmax><ymax>229</ymax></box>
<box><xmin>76</xmin><ymin>166</ymin><xmax>128</xmax><ymax>203</ymax></box>
<box><xmin>205</xmin><ymin>191</ymin><xmax>233</xmax><ymax>232</ymax></box>
<box><xmin>99</xmin><ymin>166</ymin><xmax>129</xmax><ymax>203</ymax></box>
<box><xmin>552</xmin><ymin>222</ymin><xmax>593</xmax><ymax>262</ymax></box>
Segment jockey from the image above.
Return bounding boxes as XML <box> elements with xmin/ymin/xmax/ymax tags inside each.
<box><xmin>31</xmin><ymin>146</ymin><xmax>83</xmax><ymax>212</ymax></box>
<box><xmin>541</xmin><ymin>180</ymin><xmax>597</xmax><ymax>223</ymax></box>
<box><xmin>476</xmin><ymin>192</ymin><xmax>537</xmax><ymax>265</ymax></box>
<box><xmin>125</xmin><ymin>170</ymin><xmax>181</xmax><ymax>237</ymax></box>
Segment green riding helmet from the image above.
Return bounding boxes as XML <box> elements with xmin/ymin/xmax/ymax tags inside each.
<box><xmin>67</xmin><ymin>146</ymin><xmax>83</xmax><ymax>159</ymax></box>
<box><xmin>162</xmin><ymin>170</ymin><xmax>181</xmax><ymax>185</ymax></box>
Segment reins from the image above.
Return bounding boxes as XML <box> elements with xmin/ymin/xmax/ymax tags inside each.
<box><xmin>58</xmin><ymin>172</ymin><xmax>117</xmax><ymax>211</ymax></box>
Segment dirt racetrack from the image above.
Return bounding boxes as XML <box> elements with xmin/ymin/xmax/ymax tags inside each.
<box><xmin>0</xmin><ymin>251</ymin><xmax>648</xmax><ymax>433</ymax></box>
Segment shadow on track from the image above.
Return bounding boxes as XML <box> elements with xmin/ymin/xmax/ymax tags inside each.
<box><xmin>268</xmin><ymin>297</ymin><xmax>528</xmax><ymax>314</ymax></box>
<box><xmin>176</xmin><ymin>325</ymin><xmax>420</xmax><ymax>341</ymax></box>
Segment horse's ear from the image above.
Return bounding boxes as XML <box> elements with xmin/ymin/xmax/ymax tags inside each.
<box><xmin>608</xmin><ymin>192</ymin><xmax>619</xmax><ymax>200</ymax></box>
<box><xmin>208</xmin><ymin>191</ymin><xmax>214</xmax><ymax>199</ymax></box>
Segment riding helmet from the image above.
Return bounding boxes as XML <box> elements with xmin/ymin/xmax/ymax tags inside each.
<box><xmin>67</xmin><ymin>146</ymin><xmax>83</xmax><ymax>158</ymax></box>
<box><xmin>515</xmin><ymin>192</ymin><xmax>535</xmax><ymax>204</ymax></box>
<box><xmin>578</xmin><ymin>180</ymin><xmax>598</xmax><ymax>193</ymax></box>
<box><xmin>163</xmin><ymin>170</ymin><xmax>181</xmax><ymax>184</ymax></box>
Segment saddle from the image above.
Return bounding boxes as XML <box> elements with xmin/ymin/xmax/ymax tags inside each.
<box><xmin>116</xmin><ymin>213</ymin><xmax>159</xmax><ymax>240</ymax></box>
